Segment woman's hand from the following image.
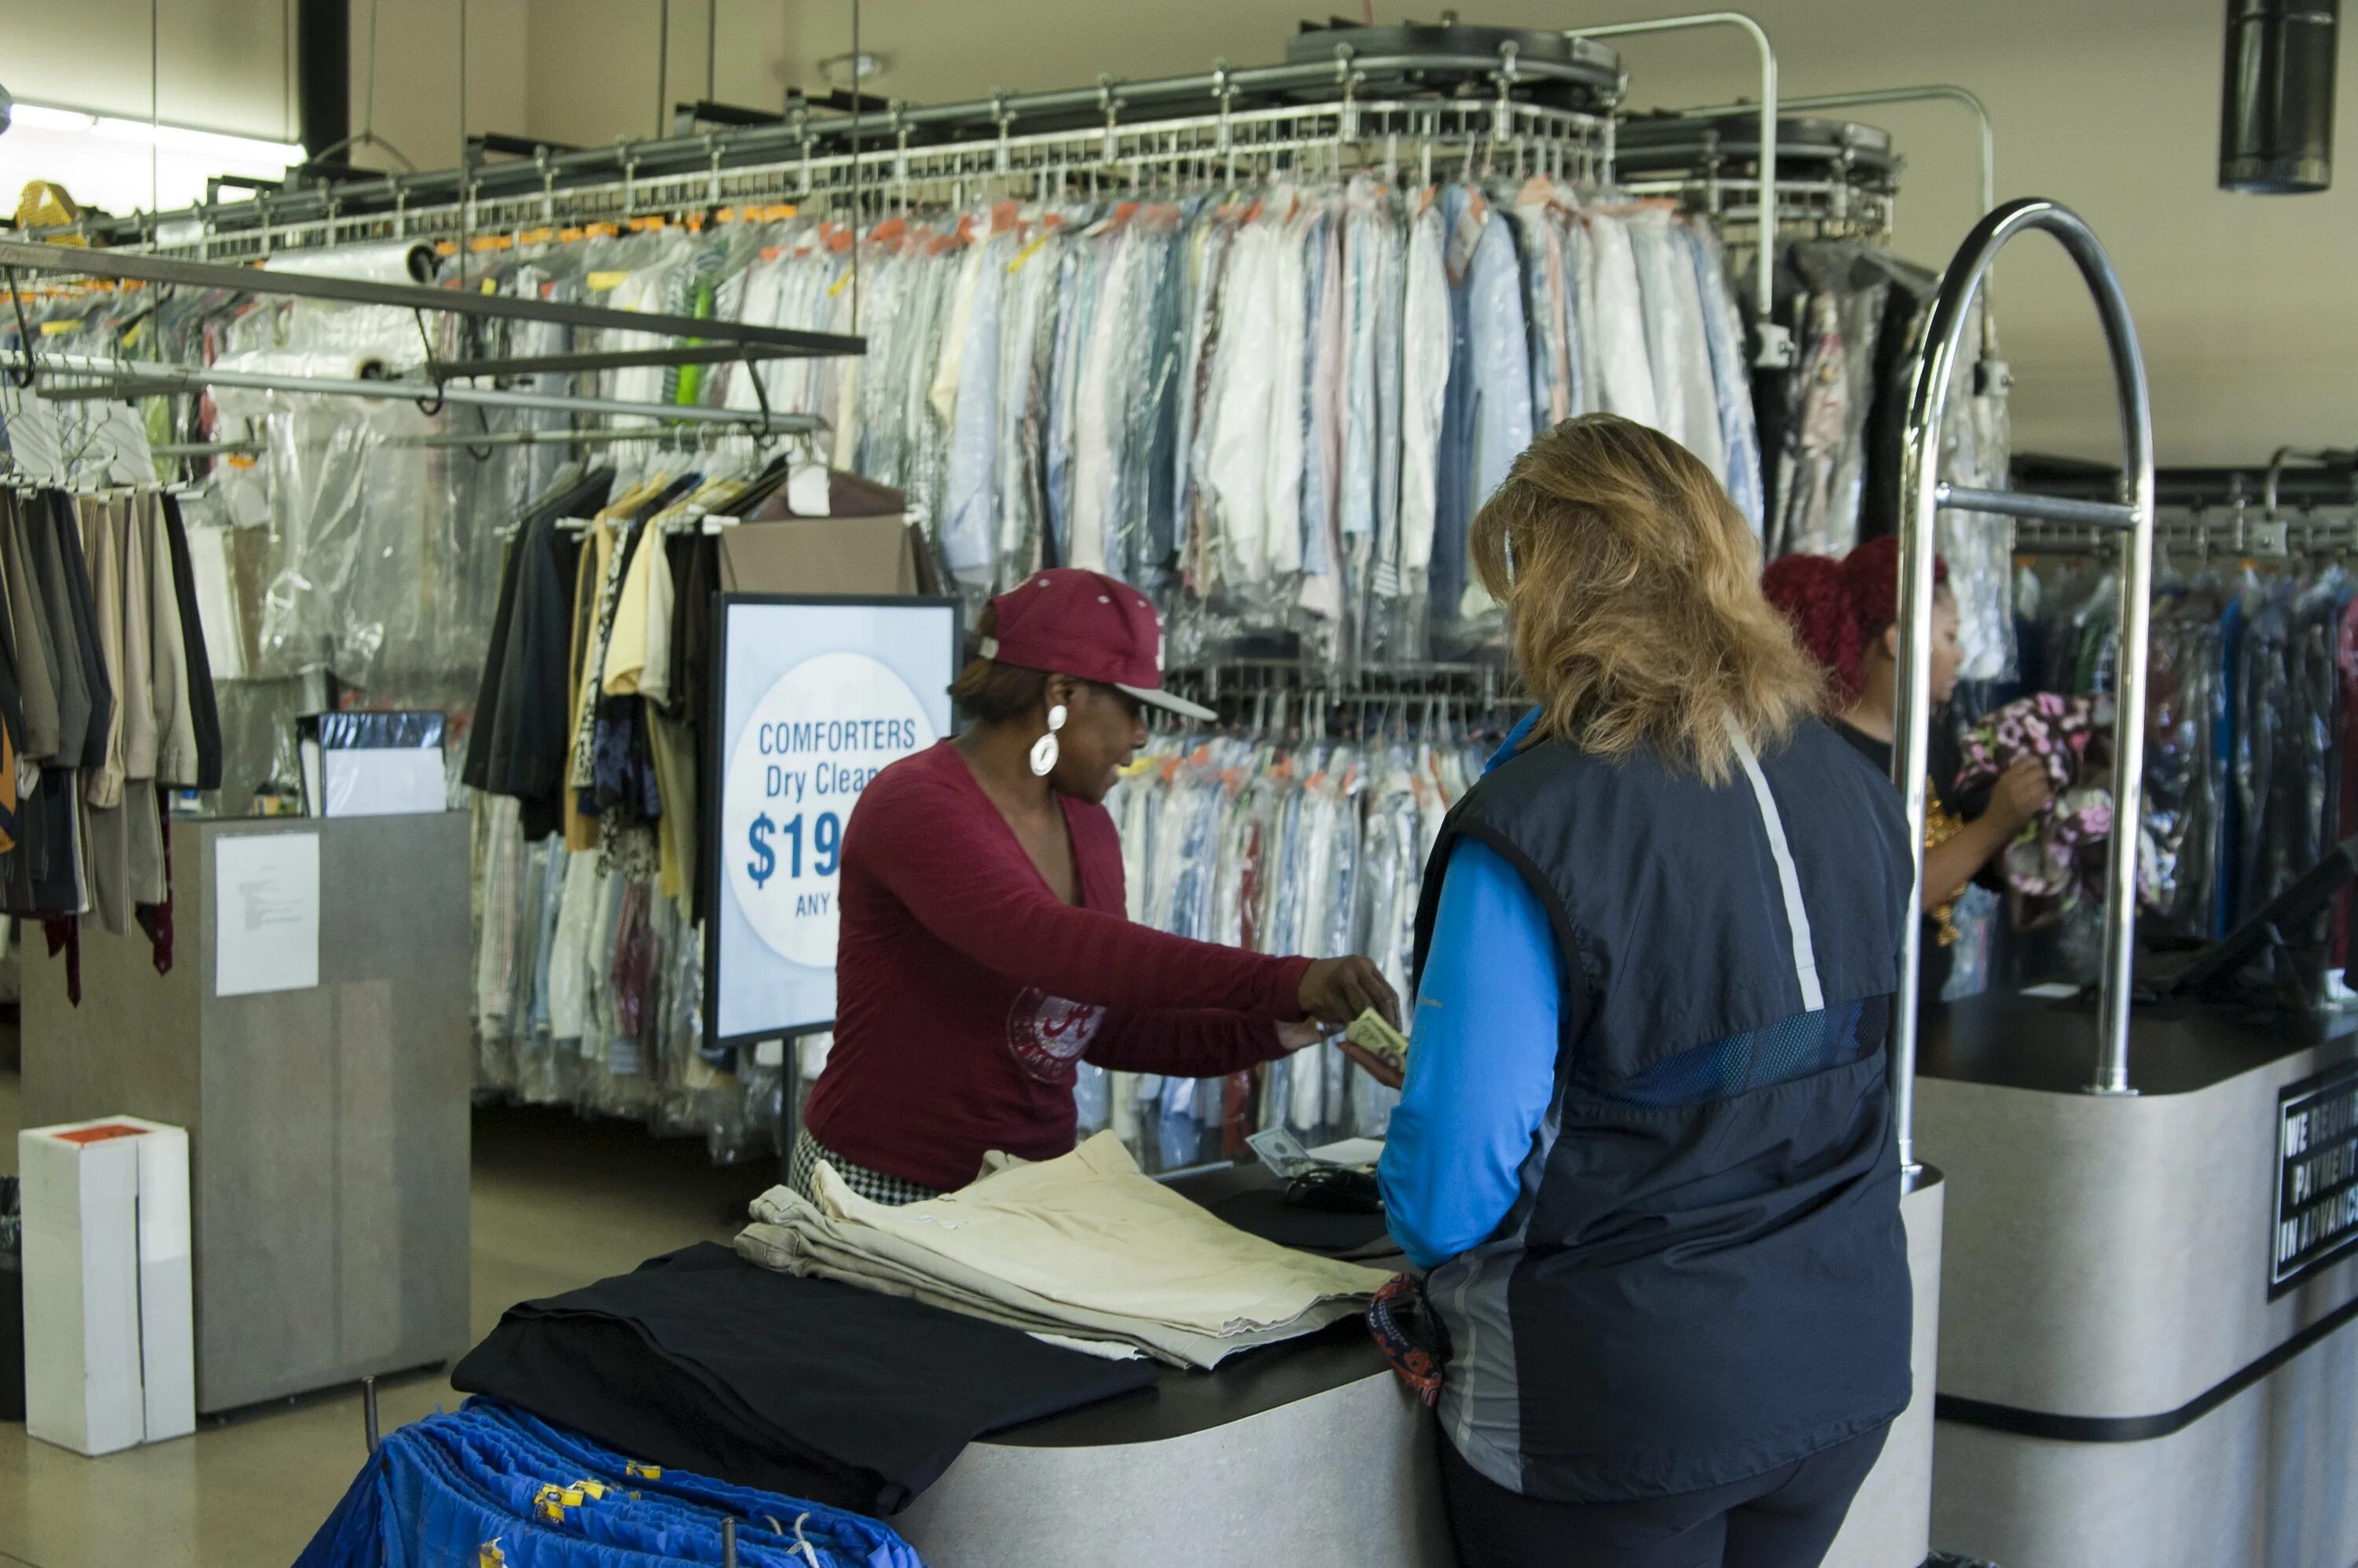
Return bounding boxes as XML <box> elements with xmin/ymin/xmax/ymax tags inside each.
<box><xmin>1989</xmin><ymin>756</ymin><xmax>2054</xmax><ymax>834</ymax></box>
<box><xmin>1298</xmin><ymin>957</ymin><xmax>1401</xmax><ymax>1030</ymax></box>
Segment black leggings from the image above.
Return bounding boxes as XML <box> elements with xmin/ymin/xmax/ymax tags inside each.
<box><xmin>1438</xmin><ymin>1423</ymin><xmax>1890</xmax><ymax>1568</ymax></box>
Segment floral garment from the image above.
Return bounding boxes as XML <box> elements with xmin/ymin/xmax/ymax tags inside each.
<box><xmin>1956</xmin><ymin>692</ymin><xmax>2115</xmax><ymax>930</ymax></box>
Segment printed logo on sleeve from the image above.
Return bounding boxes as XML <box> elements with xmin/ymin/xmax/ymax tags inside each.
<box><xmin>1006</xmin><ymin>989</ymin><xmax>1106</xmax><ymax>1083</ymax></box>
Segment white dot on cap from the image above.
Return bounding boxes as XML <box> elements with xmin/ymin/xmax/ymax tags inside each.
<box><xmin>1097</xmin><ymin>595</ymin><xmax>1111</xmax><ymax>603</ymax></box>
<box><xmin>1037</xmin><ymin>580</ymin><xmax>1050</xmax><ymax>588</ymax></box>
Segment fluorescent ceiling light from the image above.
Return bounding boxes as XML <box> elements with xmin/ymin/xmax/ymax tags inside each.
<box><xmin>1</xmin><ymin>100</ymin><xmax>307</xmax><ymax>216</ymax></box>
<box><xmin>9</xmin><ymin>102</ymin><xmax>96</xmax><ymax>133</ymax></box>
<box><xmin>90</xmin><ymin>117</ymin><xmax>303</xmax><ymax>167</ymax></box>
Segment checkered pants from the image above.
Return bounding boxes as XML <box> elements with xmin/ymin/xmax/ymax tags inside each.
<box><xmin>787</xmin><ymin>1129</ymin><xmax>943</xmax><ymax>1208</ymax></box>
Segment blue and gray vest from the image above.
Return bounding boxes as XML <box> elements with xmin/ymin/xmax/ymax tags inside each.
<box><xmin>1410</xmin><ymin>718</ymin><xmax>1915</xmax><ymax>1503</ymax></box>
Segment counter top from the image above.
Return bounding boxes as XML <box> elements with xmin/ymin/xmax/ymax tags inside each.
<box><xmin>1919</xmin><ymin>990</ymin><xmax>2358</xmax><ymax>1096</ymax></box>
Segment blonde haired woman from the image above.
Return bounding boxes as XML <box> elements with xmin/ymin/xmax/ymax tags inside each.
<box><xmin>1378</xmin><ymin>417</ymin><xmax>1914</xmax><ymax>1568</ymax></box>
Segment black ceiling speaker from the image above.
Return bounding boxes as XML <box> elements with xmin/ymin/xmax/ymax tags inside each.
<box><xmin>2220</xmin><ymin>0</ymin><xmax>2340</xmax><ymax>193</ymax></box>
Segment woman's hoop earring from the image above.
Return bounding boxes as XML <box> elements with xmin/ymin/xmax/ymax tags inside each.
<box><xmin>1030</xmin><ymin>703</ymin><xmax>1069</xmax><ymax>777</ymax></box>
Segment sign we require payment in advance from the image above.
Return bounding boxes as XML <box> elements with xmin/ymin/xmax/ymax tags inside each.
<box><xmin>707</xmin><ymin>598</ymin><xmax>958</xmax><ymax>1045</ymax></box>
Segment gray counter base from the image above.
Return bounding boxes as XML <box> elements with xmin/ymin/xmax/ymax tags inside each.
<box><xmin>893</xmin><ymin>1364</ymin><xmax>1449</xmax><ymax>1568</ymax></box>
<box><xmin>1918</xmin><ymin>995</ymin><xmax>2358</xmax><ymax>1568</ymax></box>
<box><xmin>1824</xmin><ymin>1169</ymin><xmax>1944</xmax><ymax>1568</ymax></box>
<box><xmin>1932</xmin><ymin>1305</ymin><xmax>2358</xmax><ymax>1568</ymax></box>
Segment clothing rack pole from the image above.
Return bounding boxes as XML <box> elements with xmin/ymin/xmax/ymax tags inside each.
<box><xmin>2265</xmin><ymin>446</ymin><xmax>2356</xmax><ymax>520</ymax></box>
<box><xmin>384</xmin><ymin>422</ymin><xmax>813</xmax><ymax>450</ymax></box>
<box><xmin>0</xmin><ymin>237</ymin><xmax>865</xmax><ymax>360</ymax></box>
<box><xmin>1674</xmin><ymin>83</ymin><xmax>1998</xmax><ymax>351</ymax></box>
<box><xmin>20</xmin><ymin>350</ymin><xmax>828</xmax><ymax>433</ymax></box>
<box><xmin>1675</xmin><ymin>83</ymin><xmax>1991</xmax><ymax>214</ymax></box>
<box><xmin>1566</xmin><ymin>12</ymin><xmax>1789</xmax><ymax>367</ymax></box>
<box><xmin>150</xmin><ymin>439</ymin><xmax>267</xmax><ymax>458</ymax></box>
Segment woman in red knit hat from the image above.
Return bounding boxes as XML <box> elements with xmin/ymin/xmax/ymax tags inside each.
<box><xmin>1762</xmin><ymin>538</ymin><xmax>2051</xmax><ymax>997</ymax></box>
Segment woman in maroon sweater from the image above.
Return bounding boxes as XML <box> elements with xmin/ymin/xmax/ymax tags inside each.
<box><xmin>796</xmin><ymin>569</ymin><xmax>1399</xmax><ymax>1203</ymax></box>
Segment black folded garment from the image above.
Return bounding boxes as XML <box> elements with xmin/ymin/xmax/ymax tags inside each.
<box><xmin>451</xmin><ymin>1241</ymin><xmax>1159</xmax><ymax>1514</ymax></box>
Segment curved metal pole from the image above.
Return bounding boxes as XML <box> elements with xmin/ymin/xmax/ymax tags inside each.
<box><xmin>1893</xmin><ymin>198</ymin><xmax>2154</xmax><ymax>1162</ymax></box>
<box><xmin>1566</xmin><ymin>11</ymin><xmax>1787</xmax><ymax>365</ymax></box>
<box><xmin>1677</xmin><ymin>83</ymin><xmax>1997</xmax><ymax>356</ymax></box>
<box><xmin>2264</xmin><ymin>446</ymin><xmax>2342</xmax><ymax>520</ymax></box>
<box><xmin>1677</xmin><ymin>84</ymin><xmax>1990</xmax><ymax>214</ymax></box>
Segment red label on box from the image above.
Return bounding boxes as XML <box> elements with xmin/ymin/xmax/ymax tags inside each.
<box><xmin>54</xmin><ymin>1123</ymin><xmax>149</xmax><ymax>1144</ymax></box>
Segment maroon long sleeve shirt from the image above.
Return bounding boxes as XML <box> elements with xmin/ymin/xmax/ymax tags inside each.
<box><xmin>802</xmin><ymin>740</ymin><xmax>1311</xmax><ymax>1191</ymax></box>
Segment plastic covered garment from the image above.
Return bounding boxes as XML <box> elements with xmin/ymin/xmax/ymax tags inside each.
<box><xmin>2234</xmin><ymin>570</ymin><xmax>2352</xmax><ymax>931</ymax></box>
<box><xmin>1092</xmin><ymin>719</ymin><xmax>1493</xmax><ymax>1166</ymax></box>
<box><xmin>1761</xmin><ymin>243</ymin><xmax>1890</xmax><ymax>560</ymax></box>
<box><xmin>1937</xmin><ymin>382</ymin><xmax>2017</xmax><ymax>681</ymax></box>
<box><xmin>1202</xmin><ymin>209</ymin><xmax>1284</xmax><ymax>602</ymax></box>
<box><xmin>1625</xmin><ymin>207</ymin><xmax>1713</xmax><ymax>471</ymax></box>
<box><xmin>1579</xmin><ymin>207</ymin><xmax>1659</xmax><ymax>429</ymax></box>
<box><xmin>1430</xmin><ymin>185</ymin><xmax>1532</xmax><ymax>631</ymax></box>
<box><xmin>2140</xmin><ymin>586</ymin><xmax>2230</xmax><ymax>941</ymax></box>
<box><xmin>205</xmin><ymin>387</ymin><xmax>452</xmax><ymax>689</ymax></box>
<box><xmin>1684</xmin><ymin>223</ymin><xmax>1765</xmax><ymax>533</ymax></box>
<box><xmin>294</xmin><ymin>1397</ymin><xmax>922</xmax><ymax>1568</ymax></box>
<box><xmin>937</xmin><ymin>226</ymin><xmax>1010</xmax><ymax>582</ymax></box>
<box><xmin>1387</xmin><ymin>196</ymin><xmax>1450</xmax><ymax>662</ymax></box>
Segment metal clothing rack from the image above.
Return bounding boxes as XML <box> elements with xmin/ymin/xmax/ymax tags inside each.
<box><xmin>2010</xmin><ymin>447</ymin><xmax>2357</xmax><ymax>559</ymax></box>
<box><xmin>1616</xmin><ymin>112</ymin><xmax>1900</xmax><ymax>244</ymax></box>
<box><xmin>1159</xmin><ymin>658</ymin><xmax>1520</xmax><ymax>735</ymax></box>
<box><xmin>52</xmin><ymin>32</ymin><xmax>1625</xmax><ymax>263</ymax></box>
<box><xmin>2015</xmin><ymin>511</ymin><xmax>2356</xmax><ymax>561</ymax></box>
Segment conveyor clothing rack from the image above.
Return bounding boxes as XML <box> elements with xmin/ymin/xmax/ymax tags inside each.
<box><xmin>67</xmin><ymin>97</ymin><xmax>1618</xmax><ymax>270</ymax></box>
<box><xmin>2011</xmin><ymin>447</ymin><xmax>2357</xmax><ymax>559</ymax></box>
<box><xmin>1616</xmin><ymin>111</ymin><xmax>1901</xmax><ymax>244</ymax></box>
<box><xmin>57</xmin><ymin>39</ymin><xmax>1624</xmax><ymax>263</ymax></box>
<box><xmin>1161</xmin><ymin>658</ymin><xmax>1519</xmax><ymax>733</ymax></box>
<box><xmin>2015</xmin><ymin>509</ymin><xmax>2356</xmax><ymax>561</ymax></box>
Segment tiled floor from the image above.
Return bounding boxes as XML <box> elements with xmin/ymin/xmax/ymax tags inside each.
<box><xmin>0</xmin><ymin>1074</ymin><xmax>773</xmax><ymax>1568</ymax></box>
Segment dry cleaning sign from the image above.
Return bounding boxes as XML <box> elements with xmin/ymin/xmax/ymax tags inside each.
<box><xmin>706</xmin><ymin>597</ymin><xmax>959</xmax><ymax>1045</ymax></box>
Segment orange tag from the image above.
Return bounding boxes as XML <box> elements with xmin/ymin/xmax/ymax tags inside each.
<box><xmin>57</xmin><ymin>1123</ymin><xmax>148</xmax><ymax>1144</ymax></box>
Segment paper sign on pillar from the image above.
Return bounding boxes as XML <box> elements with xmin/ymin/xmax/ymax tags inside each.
<box><xmin>18</xmin><ymin>1117</ymin><xmax>196</xmax><ymax>1456</ymax></box>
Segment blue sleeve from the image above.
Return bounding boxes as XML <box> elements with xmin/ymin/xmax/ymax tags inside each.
<box><xmin>1378</xmin><ymin>838</ymin><xmax>1563</xmax><ymax>1271</ymax></box>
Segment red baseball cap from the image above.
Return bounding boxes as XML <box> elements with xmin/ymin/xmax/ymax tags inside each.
<box><xmin>978</xmin><ymin>569</ymin><xmax>1217</xmax><ymax>721</ymax></box>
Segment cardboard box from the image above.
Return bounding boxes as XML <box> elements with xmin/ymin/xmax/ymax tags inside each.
<box><xmin>19</xmin><ymin>1118</ymin><xmax>194</xmax><ymax>1456</ymax></box>
<box><xmin>717</xmin><ymin>515</ymin><xmax>942</xmax><ymax>598</ymax></box>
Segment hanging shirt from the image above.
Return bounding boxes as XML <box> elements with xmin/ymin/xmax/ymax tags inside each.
<box><xmin>1584</xmin><ymin>211</ymin><xmax>1661</xmax><ymax>429</ymax></box>
<box><xmin>1397</xmin><ymin>198</ymin><xmax>1450</xmax><ymax>583</ymax></box>
<box><xmin>803</xmin><ymin>740</ymin><xmax>1313</xmax><ymax>1192</ymax></box>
